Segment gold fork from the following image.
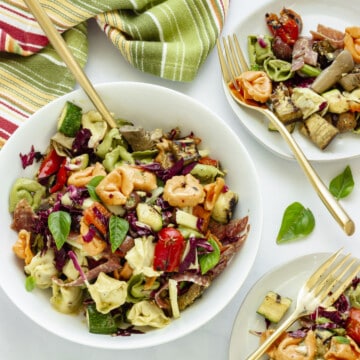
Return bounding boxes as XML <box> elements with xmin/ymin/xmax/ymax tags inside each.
<box><xmin>217</xmin><ymin>34</ymin><xmax>355</xmax><ymax>236</ymax></box>
<box><xmin>246</xmin><ymin>248</ymin><xmax>360</xmax><ymax>360</ymax></box>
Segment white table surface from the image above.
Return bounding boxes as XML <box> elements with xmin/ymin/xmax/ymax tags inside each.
<box><xmin>2</xmin><ymin>1</ymin><xmax>360</xmax><ymax>359</ymax></box>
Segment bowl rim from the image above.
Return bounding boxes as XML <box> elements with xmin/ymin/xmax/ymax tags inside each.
<box><xmin>0</xmin><ymin>81</ymin><xmax>263</xmax><ymax>349</ymax></box>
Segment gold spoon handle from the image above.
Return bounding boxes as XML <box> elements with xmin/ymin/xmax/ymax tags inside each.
<box><xmin>23</xmin><ymin>0</ymin><xmax>117</xmax><ymax>129</ymax></box>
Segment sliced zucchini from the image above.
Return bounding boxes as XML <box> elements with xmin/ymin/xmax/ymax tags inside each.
<box><xmin>211</xmin><ymin>190</ymin><xmax>238</xmax><ymax>224</ymax></box>
<box><xmin>57</xmin><ymin>101</ymin><xmax>82</xmax><ymax>137</ymax></box>
<box><xmin>270</xmin><ymin>83</ymin><xmax>302</xmax><ymax>124</ymax></box>
<box><xmin>256</xmin><ymin>291</ymin><xmax>292</xmax><ymax>323</ymax></box>
<box><xmin>299</xmin><ymin>113</ymin><xmax>339</xmax><ymax>149</ymax></box>
<box><xmin>86</xmin><ymin>303</ymin><xmax>117</xmax><ymax>334</ymax></box>
<box><xmin>136</xmin><ymin>203</ymin><xmax>162</xmax><ymax>231</ymax></box>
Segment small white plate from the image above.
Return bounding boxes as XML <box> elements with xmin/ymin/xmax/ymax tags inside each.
<box><xmin>228</xmin><ymin>252</ymin><xmax>333</xmax><ymax>360</ymax></box>
<box><xmin>226</xmin><ymin>0</ymin><xmax>360</xmax><ymax>161</ymax></box>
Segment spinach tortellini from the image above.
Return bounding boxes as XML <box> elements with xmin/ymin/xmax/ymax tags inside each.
<box><xmin>9</xmin><ymin>178</ymin><xmax>45</xmax><ymax>212</ymax></box>
<box><xmin>263</xmin><ymin>58</ymin><xmax>293</xmax><ymax>82</ymax></box>
<box><xmin>127</xmin><ymin>273</ymin><xmax>160</xmax><ymax>303</ymax></box>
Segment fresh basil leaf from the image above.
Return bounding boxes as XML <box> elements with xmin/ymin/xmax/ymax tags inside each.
<box><xmin>333</xmin><ymin>336</ymin><xmax>350</xmax><ymax>344</ymax></box>
<box><xmin>86</xmin><ymin>175</ymin><xmax>105</xmax><ymax>201</ymax></box>
<box><xmin>109</xmin><ymin>215</ymin><xmax>129</xmax><ymax>252</ymax></box>
<box><xmin>25</xmin><ymin>275</ymin><xmax>36</xmax><ymax>292</ymax></box>
<box><xmin>329</xmin><ymin>165</ymin><xmax>354</xmax><ymax>200</ymax></box>
<box><xmin>276</xmin><ymin>202</ymin><xmax>315</xmax><ymax>244</ymax></box>
<box><xmin>199</xmin><ymin>237</ymin><xmax>220</xmax><ymax>275</ymax></box>
<box><xmin>48</xmin><ymin>210</ymin><xmax>71</xmax><ymax>249</ymax></box>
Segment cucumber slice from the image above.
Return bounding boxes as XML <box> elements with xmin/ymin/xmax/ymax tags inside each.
<box><xmin>175</xmin><ymin>209</ymin><xmax>198</xmax><ymax>230</ymax></box>
<box><xmin>86</xmin><ymin>303</ymin><xmax>117</xmax><ymax>334</ymax></box>
<box><xmin>256</xmin><ymin>291</ymin><xmax>292</xmax><ymax>323</ymax></box>
<box><xmin>57</xmin><ymin>101</ymin><xmax>82</xmax><ymax>137</ymax></box>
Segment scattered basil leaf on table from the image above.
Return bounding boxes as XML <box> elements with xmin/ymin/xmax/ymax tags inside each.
<box><xmin>276</xmin><ymin>202</ymin><xmax>315</xmax><ymax>244</ymax></box>
<box><xmin>109</xmin><ymin>215</ymin><xmax>129</xmax><ymax>252</ymax></box>
<box><xmin>329</xmin><ymin>165</ymin><xmax>354</xmax><ymax>200</ymax></box>
<box><xmin>48</xmin><ymin>210</ymin><xmax>71</xmax><ymax>249</ymax></box>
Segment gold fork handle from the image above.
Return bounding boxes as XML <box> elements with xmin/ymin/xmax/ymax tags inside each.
<box><xmin>263</xmin><ymin>108</ymin><xmax>355</xmax><ymax>236</ymax></box>
<box><xmin>23</xmin><ymin>0</ymin><xmax>117</xmax><ymax>129</ymax></box>
<box><xmin>246</xmin><ymin>310</ymin><xmax>300</xmax><ymax>360</ymax></box>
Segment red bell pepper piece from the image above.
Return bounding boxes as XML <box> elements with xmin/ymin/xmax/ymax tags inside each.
<box><xmin>49</xmin><ymin>158</ymin><xmax>68</xmax><ymax>193</ymax></box>
<box><xmin>153</xmin><ymin>227</ymin><xmax>185</xmax><ymax>272</ymax></box>
<box><xmin>83</xmin><ymin>202</ymin><xmax>111</xmax><ymax>236</ymax></box>
<box><xmin>38</xmin><ymin>148</ymin><xmax>64</xmax><ymax>180</ymax></box>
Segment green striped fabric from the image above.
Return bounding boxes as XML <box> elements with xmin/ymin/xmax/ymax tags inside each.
<box><xmin>0</xmin><ymin>0</ymin><xmax>229</xmax><ymax>148</ymax></box>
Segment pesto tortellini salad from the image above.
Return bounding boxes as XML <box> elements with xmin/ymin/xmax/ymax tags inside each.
<box><xmin>244</xmin><ymin>8</ymin><xmax>360</xmax><ymax>150</ymax></box>
<box><xmin>9</xmin><ymin>101</ymin><xmax>249</xmax><ymax>335</ymax></box>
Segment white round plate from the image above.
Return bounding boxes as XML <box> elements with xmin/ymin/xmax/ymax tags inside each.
<box><xmin>229</xmin><ymin>252</ymin><xmax>335</xmax><ymax>360</ymax></box>
<box><xmin>0</xmin><ymin>82</ymin><xmax>262</xmax><ymax>349</ymax></box>
<box><xmin>226</xmin><ymin>0</ymin><xmax>360</xmax><ymax>161</ymax></box>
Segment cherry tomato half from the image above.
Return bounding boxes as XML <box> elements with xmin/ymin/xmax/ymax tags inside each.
<box><xmin>346</xmin><ymin>307</ymin><xmax>360</xmax><ymax>345</ymax></box>
<box><xmin>153</xmin><ymin>227</ymin><xmax>185</xmax><ymax>272</ymax></box>
<box><xmin>265</xmin><ymin>8</ymin><xmax>302</xmax><ymax>46</ymax></box>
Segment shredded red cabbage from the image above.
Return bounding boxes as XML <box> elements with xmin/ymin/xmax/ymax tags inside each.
<box><xmin>82</xmin><ymin>224</ymin><xmax>97</xmax><ymax>243</ymax></box>
<box><xmin>68</xmin><ymin>250</ymin><xmax>88</xmax><ymax>284</ymax></box>
<box><xmin>19</xmin><ymin>145</ymin><xmax>41</xmax><ymax>169</ymax></box>
<box><xmin>72</xmin><ymin>128</ymin><xmax>92</xmax><ymax>155</ymax></box>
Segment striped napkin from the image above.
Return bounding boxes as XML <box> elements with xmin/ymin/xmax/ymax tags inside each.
<box><xmin>0</xmin><ymin>0</ymin><xmax>229</xmax><ymax>148</ymax></box>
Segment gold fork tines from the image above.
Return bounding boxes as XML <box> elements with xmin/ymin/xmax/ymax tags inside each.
<box><xmin>246</xmin><ymin>249</ymin><xmax>360</xmax><ymax>360</ymax></box>
<box><xmin>216</xmin><ymin>34</ymin><xmax>355</xmax><ymax>236</ymax></box>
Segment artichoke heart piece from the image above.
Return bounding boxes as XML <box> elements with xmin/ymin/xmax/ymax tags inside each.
<box><xmin>291</xmin><ymin>87</ymin><xmax>328</xmax><ymax>119</ymax></box>
<box><xmin>270</xmin><ymin>83</ymin><xmax>302</xmax><ymax>124</ymax></box>
<box><xmin>322</xmin><ymin>89</ymin><xmax>350</xmax><ymax>114</ymax></box>
<box><xmin>299</xmin><ymin>113</ymin><xmax>339</xmax><ymax>150</ymax></box>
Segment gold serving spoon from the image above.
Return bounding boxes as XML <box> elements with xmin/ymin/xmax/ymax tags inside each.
<box><xmin>23</xmin><ymin>0</ymin><xmax>117</xmax><ymax>129</ymax></box>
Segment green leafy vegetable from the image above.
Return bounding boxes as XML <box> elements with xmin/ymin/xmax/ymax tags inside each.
<box><xmin>329</xmin><ymin>165</ymin><xmax>354</xmax><ymax>200</ymax></box>
<box><xmin>109</xmin><ymin>215</ymin><xmax>129</xmax><ymax>252</ymax></box>
<box><xmin>276</xmin><ymin>202</ymin><xmax>315</xmax><ymax>244</ymax></box>
<box><xmin>48</xmin><ymin>210</ymin><xmax>71</xmax><ymax>249</ymax></box>
<box><xmin>199</xmin><ymin>237</ymin><xmax>220</xmax><ymax>274</ymax></box>
<box><xmin>25</xmin><ymin>275</ymin><xmax>36</xmax><ymax>292</ymax></box>
<box><xmin>333</xmin><ymin>336</ymin><xmax>350</xmax><ymax>344</ymax></box>
<box><xmin>86</xmin><ymin>175</ymin><xmax>104</xmax><ymax>201</ymax></box>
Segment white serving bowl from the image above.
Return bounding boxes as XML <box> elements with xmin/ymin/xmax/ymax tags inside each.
<box><xmin>0</xmin><ymin>82</ymin><xmax>262</xmax><ymax>349</ymax></box>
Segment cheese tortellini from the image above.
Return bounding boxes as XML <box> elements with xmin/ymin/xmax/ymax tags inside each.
<box><xmin>88</xmin><ymin>272</ymin><xmax>128</xmax><ymax>314</ymax></box>
<box><xmin>127</xmin><ymin>300</ymin><xmax>170</xmax><ymax>328</ymax></box>
<box><xmin>24</xmin><ymin>249</ymin><xmax>58</xmax><ymax>289</ymax></box>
